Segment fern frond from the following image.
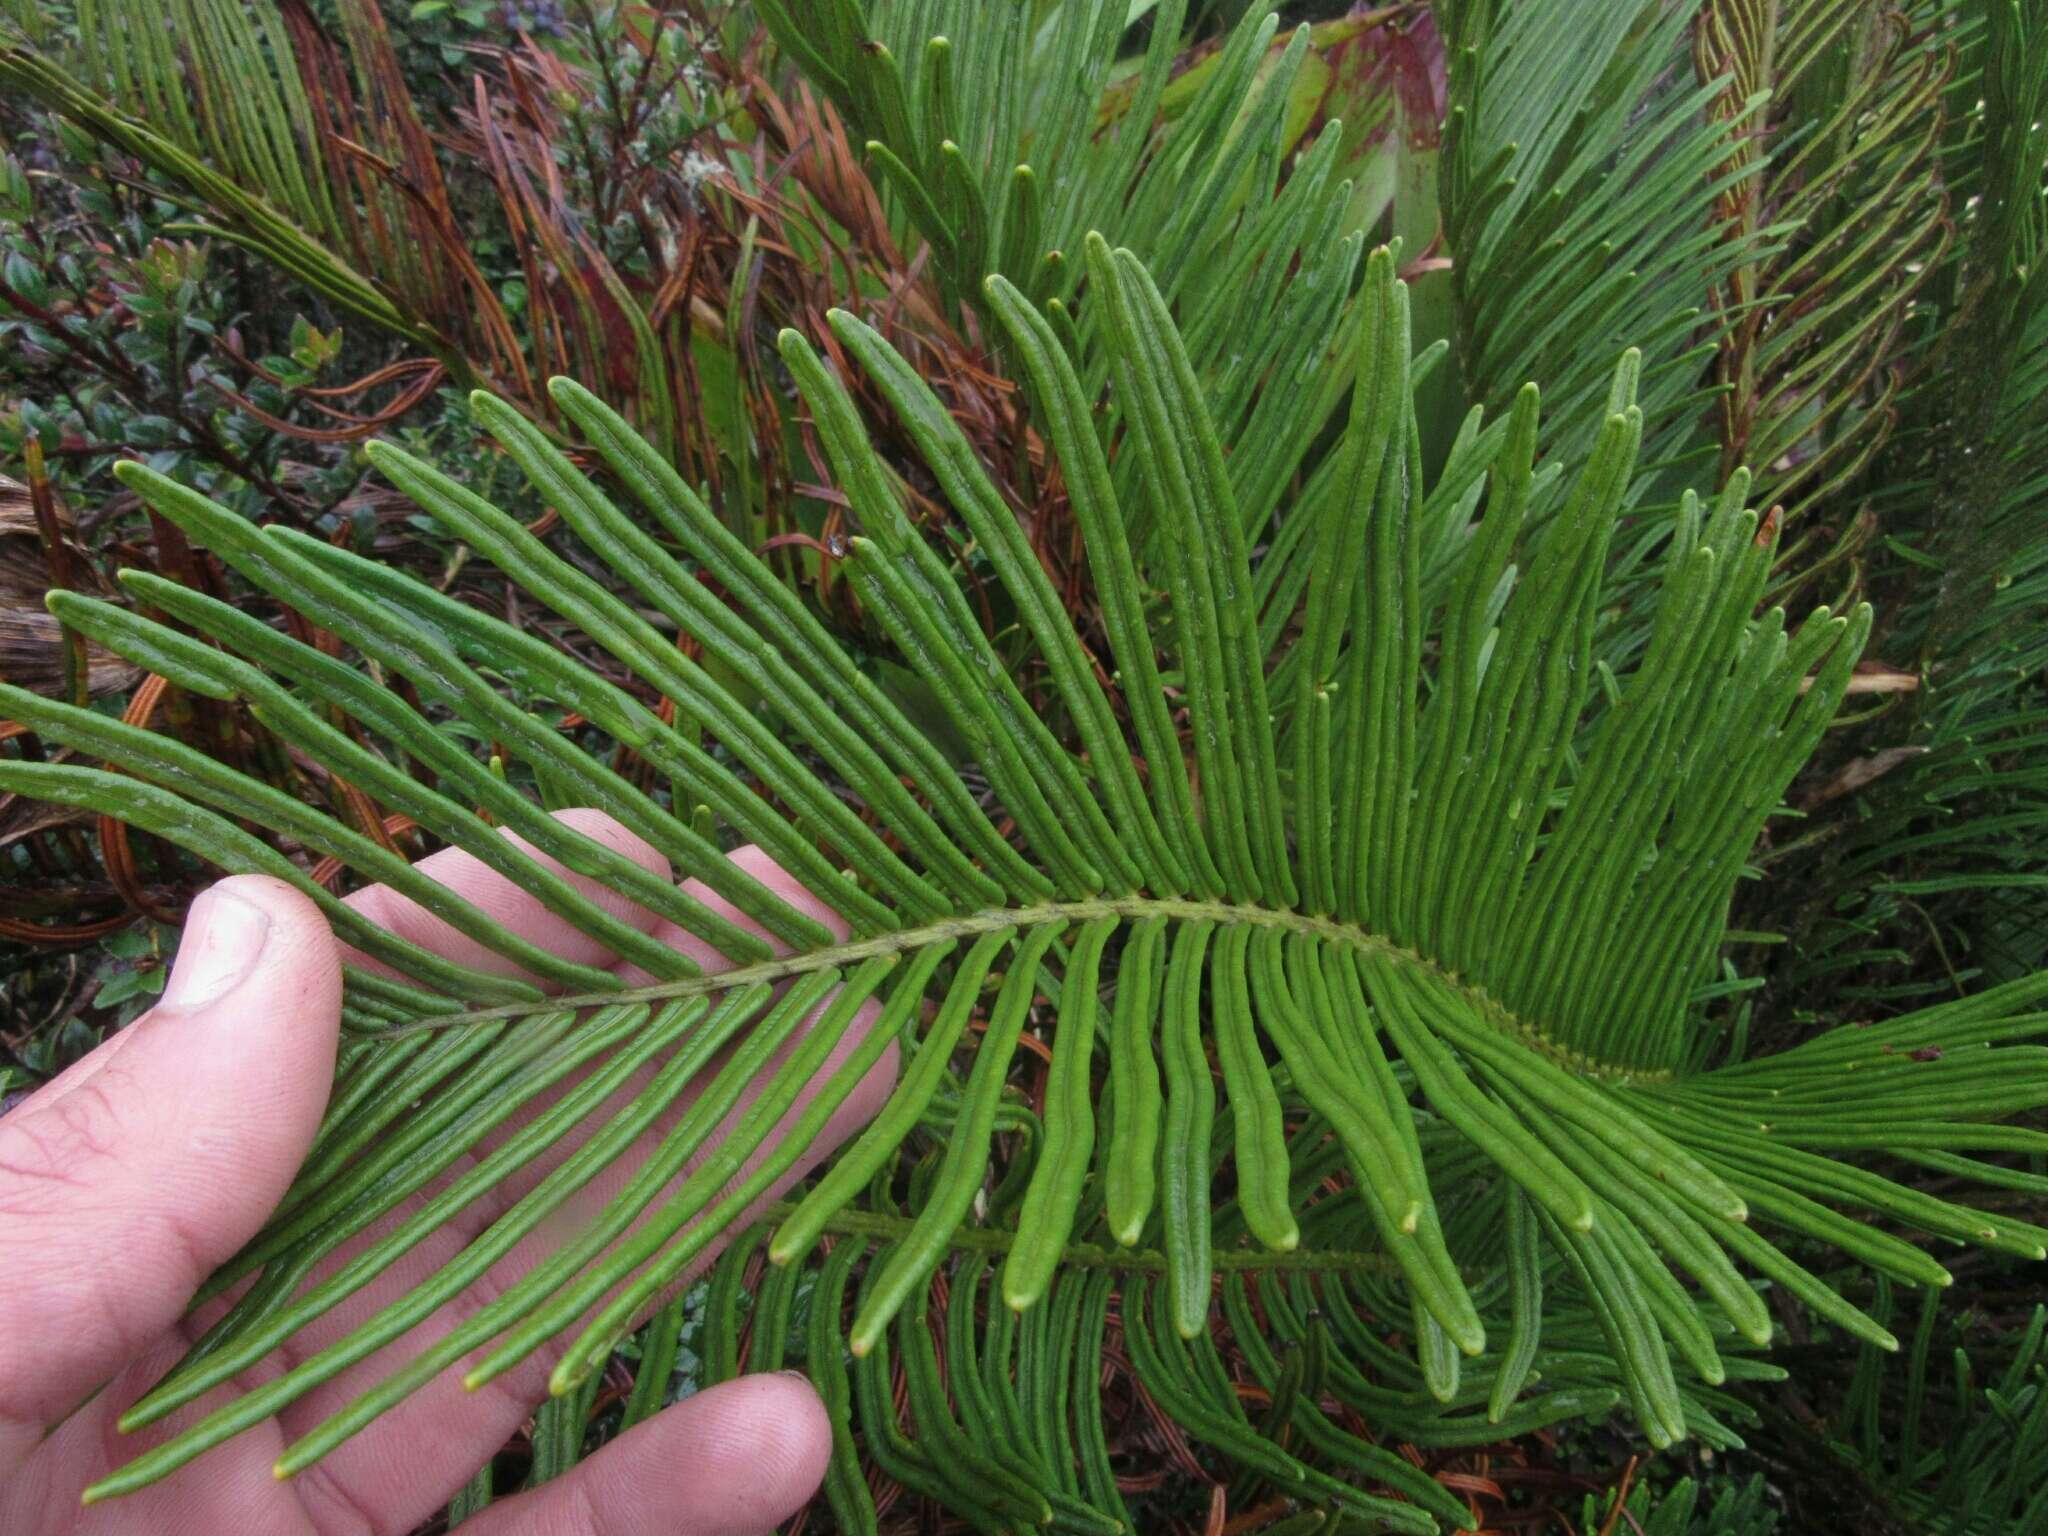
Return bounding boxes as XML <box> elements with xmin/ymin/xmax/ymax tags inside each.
<box><xmin>4</xmin><ymin>245</ymin><xmax>2044</xmax><ymax>1522</ymax></box>
<box><xmin>1580</xmin><ymin>1470</ymin><xmax>1781</xmax><ymax>1536</ymax></box>
<box><xmin>1440</xmin><ymin>0</ymin><xmax>1771</xmax><ymax>496</ymax></box>
<box><xmin>1835</xmin><ymin>1285</ymin><xmax>2048</xmax><ymax>1534</ymax></box>
<box><xmin>1694</xmin><ymin>0</ymin><xmax>1953</xmax><ymax>524</ymax></box>
<box><xmin>761</xmin><ymin>0</ymin><xmax>1369</xmax><ymax>493</ymax></box>
<box><xmin>1778</xmin><ymin>0</ymin><xmax>2048</xmax><ymax>999</ymax></box>
<box><xmin>74</xmin><ymin>0</ymin><xmax>345</xmax><ymax>248</ymax></box>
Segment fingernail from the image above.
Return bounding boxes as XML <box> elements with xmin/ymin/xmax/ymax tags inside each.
<box><xmin>160</xmin><ymin>886</ymin><xmax>270</xmax><ymax>1010</ymax></box>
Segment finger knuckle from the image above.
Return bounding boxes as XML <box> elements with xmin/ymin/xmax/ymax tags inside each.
<box><xmin>0</xmin><ymin>1079</ymin><xmax>130</xmax><ymax>1213</ymax></box>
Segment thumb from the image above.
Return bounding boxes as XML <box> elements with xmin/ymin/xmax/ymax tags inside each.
<box><xmin>0</xmin><ymin>874</ymin><xmax>341</xmax><ymax>1474</ymax></box>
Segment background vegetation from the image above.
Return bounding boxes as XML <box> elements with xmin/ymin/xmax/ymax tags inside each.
<box><xmin>1</xmin><ymin>1</ymin><xmax>2044</xmax><ymax>1532</ymax></box>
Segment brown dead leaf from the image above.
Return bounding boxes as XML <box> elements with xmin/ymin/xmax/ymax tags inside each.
<box><xmin>1799</xmin><ymin>659</ymin><xmax>1922</xmax><ymax>695</ymax></box>
<box><xmin>1808</xmin><ymin>745</ymin><xmax>1930</xmax><ymax>806</ymax></box>
<box><xmin>0</xmin><ymin>473</ymin><xmax>141</xmax><ymax>700</ymax></box>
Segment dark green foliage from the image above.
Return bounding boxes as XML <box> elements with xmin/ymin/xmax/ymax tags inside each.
<box><xmin>1772</xmin><ymin>0</ymin><xmax>2048</xmax><ymax>1008</ymax></box>
<box><xmin>1832</xmin><ymin>1285</ymin><xmax>2048</xmax><ymax>1533</ymax></box>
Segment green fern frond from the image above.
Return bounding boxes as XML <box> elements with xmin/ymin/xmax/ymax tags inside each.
<box><xmin>758</xmin><ymin>0</ymin><xmax>1309</xmax><ymax>313</ymax></box>
<box><xmin>0</xmin><ymin>42</ymin><xmax>449</xmax><ymax>360</ymax></box>
<box><xmin>1835</xmin><ymin>1286</ymin><xmax>2048</xmax><ymax>1534</ymax></box>
<box><xmin>1580</xmin><ymin>1470</ymin><xmax>1780</xmax><ymax>1536</ymax></box>
<box><xmin>1779</xmin><ymin>0</ymin><xmax>2048</xmax><ymax>1000</ymax></box>
<box><xmin>4</xmin><ymin>244</ymin><xmax>2045</xmax><ymax>1523</ymax></box>
<box><xmin>761</xmin><ymin>0</ymin><xmax>1367</xmax><ymax>495</ymax></box>
<box><xmin>1694</xmin><ymin>0</ymin><xmax>1954</xmax><ymax>524</ymax></box>
<box><xmin>73</xmin><ymin>0</ymin><xmax>346</xmax><ymax>248</ymax></box>
<box><xmin>1440</xmin><ymin>0</ymin><xmax>1771</xmax><ymax>500</ymax></box>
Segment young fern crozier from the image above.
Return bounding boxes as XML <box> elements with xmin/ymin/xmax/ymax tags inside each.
<box><xmin>4</xmin><ymin>243</ymin><xmax>2046</xmax><ymax>1530</ymax></box>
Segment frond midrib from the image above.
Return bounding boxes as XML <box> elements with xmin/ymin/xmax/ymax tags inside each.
<box><xmin>754</xmin><ymin>1196</ymin><xmax>1408</xmax><ymax>1273</ymax></box>
<box><xmin>381</xmin><ymin>894</ymin><xmax>1675</xmax><ymax>1085</ymax></box>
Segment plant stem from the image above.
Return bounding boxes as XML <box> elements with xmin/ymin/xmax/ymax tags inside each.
<box><xmin>369</xmin><ymin>895</ymin><xmax>1674</xmax><ymax>1083</ymax></box>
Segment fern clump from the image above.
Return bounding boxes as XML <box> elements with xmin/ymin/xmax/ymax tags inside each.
<box><xmin>1</xmin><ymin>241</ymin><xmax>2043</xmax><ymax>1530</ymax></box>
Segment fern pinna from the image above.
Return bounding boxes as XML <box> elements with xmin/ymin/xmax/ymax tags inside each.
<box><xmin>3</xmin><ymin>244</ymin><xmax>2044</xmax><ymax>1530</ymax></box>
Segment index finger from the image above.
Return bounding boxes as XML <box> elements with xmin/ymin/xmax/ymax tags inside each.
<box><xmin>339</xmin><ymin>808</ymin><xmax>676</xmax><ymax>988</ymax></box>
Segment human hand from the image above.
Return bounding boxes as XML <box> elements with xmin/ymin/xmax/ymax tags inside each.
<box><xmin>0</xmin><ymin>811</ymin><xmax>897</xmax><ymax>1534</ymax></box>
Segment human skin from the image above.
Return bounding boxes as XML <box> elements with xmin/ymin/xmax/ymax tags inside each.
<box><xmin>0</xmin><ymin>809</ymin><xmax>897</xmax><ymax>1535</ymax></box>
